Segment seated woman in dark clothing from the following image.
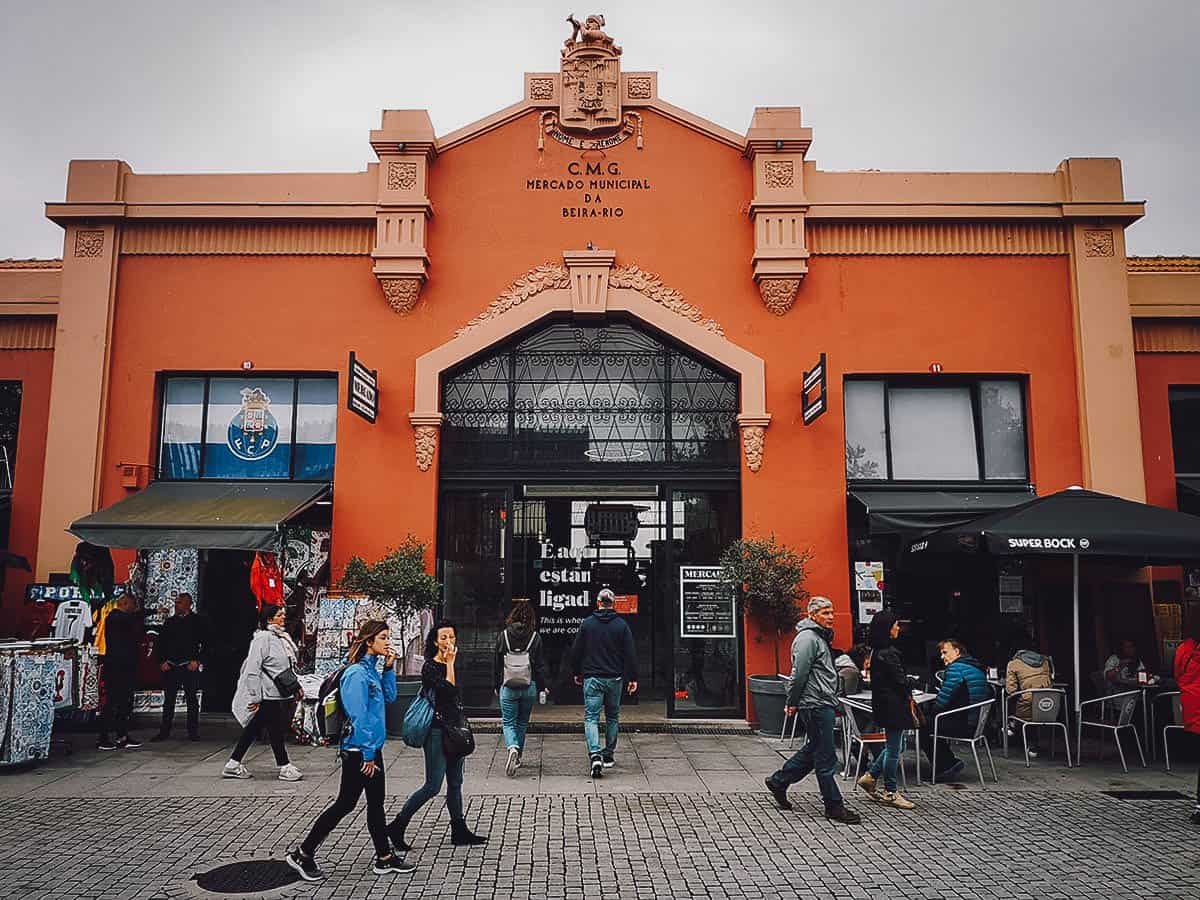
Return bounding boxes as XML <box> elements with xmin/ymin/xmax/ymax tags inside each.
<box><xmin>388</xmin><ymin>620</ymin><xmax>487</xmax><ymax>850</ymax></box>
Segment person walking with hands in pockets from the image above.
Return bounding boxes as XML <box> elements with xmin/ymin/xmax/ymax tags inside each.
<box><xmin>857</xmin><ymin>610</ymin><xmax>916</xmax><ymax>809</ymax></box>
<box><xmin>764</xmin><ymin>596</ymin><xmax>861</xmax><ymax>824</ymax></box>
<box><xmin>287</xmin><ymin>620</ymin><xmax>414</xmax><ymax>882</ymax></box>
<box><xmin>494</xmin><ymin>599</ymin><xmax>550</xmax><ymax>776</ymax></box>
<box><xmin>569</xmin><ymin>588</ymin><xmax>638</xmax><ymax>779</ymax></box>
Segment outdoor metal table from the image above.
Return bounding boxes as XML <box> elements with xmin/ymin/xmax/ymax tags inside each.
<box><xmin>846</xmin><ymin>689</ymin><xmax>937</xmax><ymax>782</ymax></box>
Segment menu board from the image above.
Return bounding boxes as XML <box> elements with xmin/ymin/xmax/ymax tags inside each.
<box><xmin>679</xmin><ymin>566</ymin><xmax>736</xmax><ymax>639</ymax></box>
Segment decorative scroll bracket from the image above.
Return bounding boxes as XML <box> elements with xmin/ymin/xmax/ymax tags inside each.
<box><xmin>736</xmin><ymin>413</ymin><xmax>772</xmax><ymax>473</ymax></box>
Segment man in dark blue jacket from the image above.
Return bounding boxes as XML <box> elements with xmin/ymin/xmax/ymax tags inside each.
<box><xmin>569</xmin><ymin>589</ymin><xmax>638</xmax><ymax>779</ymax></box>
<box><xmin>921</xmin><ymin>638</ymin><xmax>991</xmax><ymax>780</ymax></box>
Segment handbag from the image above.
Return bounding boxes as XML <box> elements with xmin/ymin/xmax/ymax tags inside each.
<box><xmin>401</xmin><ymin>689</ymin><xmax>435</xmax><ymax>748</ymax></box>
<box><xmin>272</xmin><ymin>666</ymin><xmax>301</xmax><ymax>697</ymax></box>
<box><xmin>909</xmin><ymin>696</ymin><xmax>927</xmax><ymax>729</ymax></box>
<box><xmin>440</xmin><ymin>706</ymin><xmax>476</xmax><ymax>758</ymax></box>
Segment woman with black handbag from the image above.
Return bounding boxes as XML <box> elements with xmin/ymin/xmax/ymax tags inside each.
<box><xmin>223</xmin><ymin>603</ymin><xmax>304</xmax><ymax>782</ymax></box>
<box><xmin>856</xmin><ymin>610</ymin><xmax>917</xmax><ymax>810</ymax></box>
<box><xmin>389</xmin><ymin>620</ymin><xmax>488</xmax><ymax>849</ymax></box>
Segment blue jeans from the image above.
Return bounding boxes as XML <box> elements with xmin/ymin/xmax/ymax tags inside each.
<box><xmin>395</xmin><ymin>724</ymin><xmax>465</xmax><ymax>824</ymax></box>
<box><xmin>583</xmin><ymin>676</ymin><xmax>622</xmax><ymax>759</ymax></box>
<box><xmin>867</xmin><ymin>728</ymin><xmax>905</xmax><ymax>792</ymax></box>
<box><xmin>500</xmin><ymin>684</ymin><xmax>537</xmax><ymax>753</ymax></box>
<box><xmin>770</xmin><ymin>706</ymin><xmax>844</xmax><ymax>810</ymax></box>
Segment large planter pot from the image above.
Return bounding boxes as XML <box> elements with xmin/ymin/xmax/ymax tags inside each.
<box><xmin>385</xmin><ymin>677</ymin><xmax>424</xmax><ymax>736</ymax></box>
<box><xmin>748</xmin><ymin>674</ymin><xmax>788</xmax><ymax>737</ymax></box>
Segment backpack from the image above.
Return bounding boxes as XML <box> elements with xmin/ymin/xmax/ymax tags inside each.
<box><xmin>502</xmin><ymin>630</ymin><xmax>536</xmax><ymax>689</ymax></box>
<box><xmin>315</xmin><ymin>664</ymin><xmax>350</xmax><ymax>741</ymax></box>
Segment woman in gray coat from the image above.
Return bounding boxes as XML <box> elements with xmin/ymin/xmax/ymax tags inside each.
<box><xmin>223</xmin><ymin>603</ymin><xmax>303</xmax><ymax>781</ymax></box>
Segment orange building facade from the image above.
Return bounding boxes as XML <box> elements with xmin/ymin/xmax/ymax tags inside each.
<box><xmin>2</xmin><ymin>23</ymin><xmax>1190</xmax><ymax>719</ymax></box>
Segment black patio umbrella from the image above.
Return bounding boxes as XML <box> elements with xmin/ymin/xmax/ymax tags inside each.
<box><xmin>904</xmin><ymin>487</ymin><xmax>1200</xmax><ymax>710</ymax></box>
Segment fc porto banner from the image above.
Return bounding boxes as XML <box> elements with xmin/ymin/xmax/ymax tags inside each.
<box><xmin>160</xmin><ymin>376</ymin><xmax>337</xmax><ymax>480</ymax></box>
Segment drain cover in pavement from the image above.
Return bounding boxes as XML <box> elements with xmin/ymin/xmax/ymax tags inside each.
<box><xmin>1101</xmin><ymin>790</ymin><xmax>1189</xmax><ymax>800</ymax></box>
<box><xmin>193</xmin><ymin>860</ymin><xmax>299</xmax><ymax>894</ymax></box>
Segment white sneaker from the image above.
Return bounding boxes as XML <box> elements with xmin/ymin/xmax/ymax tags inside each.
<box><xmin>505</xmin><ymin>747</ymin><xmax>519</xmax><ymax>778</ymax></box>
<box><xmin>222</xmin><ymin>760</ymin><xmax>251</xmax><ymax>779</ymax></box>
<box><xmin>278</xmin><ymin>763</ymin><xmax>304</xmax><ymax>782</ymax></box>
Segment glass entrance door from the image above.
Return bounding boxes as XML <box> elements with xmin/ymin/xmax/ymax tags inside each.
<box><xmin>667</xmin><ymin>488</ymin><xmax>743</xmax><ymax>717</ymax></box>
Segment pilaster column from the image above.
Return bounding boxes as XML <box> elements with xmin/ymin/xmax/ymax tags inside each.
<box><xmin>36</xmin><ymin>161</ymin><xmax>129</xmax><ymax>578</ymax></box>
<box><xmin>370</xmin><ymin>111</ymin><xmax>436</xmax><ymax>313</ymax></box>
<box><xmin>745</xmin><ymin>108</ymin><xmax>812</xmax><ymax>315</ymax></box>
<box><xmin>1060</xmin><ymin>158</ymin><xmax>1147</xmax><ymax>500</ymax></box>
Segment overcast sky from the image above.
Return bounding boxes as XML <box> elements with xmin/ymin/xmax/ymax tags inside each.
<box><xmin>2</xmin><ymin>0</ymin><xmax>1197</xmax><ymax>258</ymax></box>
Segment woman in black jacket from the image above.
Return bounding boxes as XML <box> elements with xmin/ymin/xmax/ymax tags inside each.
<box><xmin>388</xmin><ymin>620</ymin><xmax>487</xmax><ymax>850</ymax></box>
<box><xmin>492</xmin><ymin>599</ymin><xmax>550</xmax><ymax>777</ymax></box>
<box><xmin>858</xmin><ymin>611</ymin><xmax>916</xmax><ymax>809</ymax></box>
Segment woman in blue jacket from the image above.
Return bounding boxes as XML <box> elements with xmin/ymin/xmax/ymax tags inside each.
<box><xmin>287</xmin><ymin>620</ymin><xmax>413</xmax><ymax>882</ymax></box>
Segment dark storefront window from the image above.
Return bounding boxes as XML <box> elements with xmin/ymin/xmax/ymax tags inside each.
<box><xmin>1169</xmin><ymin>386</ymin><xmax>1200</xmax><ymax>475</ymax></box>
<box><xmin>441</xmin><ymin>321</ymin><xmax>739</xmax><ymax>473</ymax></box>
<box><xmin>0</xmin><ymin>381</ymin><xmax>21</xmax><ymax>489</ymax></box>
<box><xmin>159</xmin><ymin>375</ymin><xmax>337</xmax><ymax>480</ymax></box>
<box><xmin>845</xmin><ymin>377</ymin><xmax>1028</xmax><ymax>482</ymax></box>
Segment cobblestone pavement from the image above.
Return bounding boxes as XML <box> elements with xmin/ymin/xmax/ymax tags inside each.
<box><xmin>1</xmin><ymin>728</ymin><xmax>1198</xmax><ymax>899</ymax></box>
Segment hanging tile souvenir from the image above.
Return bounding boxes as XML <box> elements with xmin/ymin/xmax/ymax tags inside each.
<box><xmin>4</xmin><ymin>654</ymin><xmax>58</xmax><ymax>764</ymax></box>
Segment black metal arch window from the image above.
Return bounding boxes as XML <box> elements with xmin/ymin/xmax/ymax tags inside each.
<box><xmin>440</xmin><ymin>321</ymin><xmax>740</xmax><ymax>473</ymax></box>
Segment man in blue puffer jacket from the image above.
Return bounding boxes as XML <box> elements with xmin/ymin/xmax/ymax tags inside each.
<box><xmin>920</xmin><ymin>638</ymin><xmax>990</xmax><ymax>780</ymax></box>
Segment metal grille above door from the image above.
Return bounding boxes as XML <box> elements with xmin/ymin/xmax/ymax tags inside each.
<box><xmin>440</xmin><ymin>320</ymin><xmax>740</xmax><ymax>476</ymax></box>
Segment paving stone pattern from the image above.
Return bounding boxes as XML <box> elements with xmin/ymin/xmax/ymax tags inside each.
<box><xmin>0</xmin><ymin>729</ymin><xmax>1198</xmax><ymax>899</ymax></box>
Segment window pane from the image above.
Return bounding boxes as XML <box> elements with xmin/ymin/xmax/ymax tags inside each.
<box><xmin>1170</xmin><ymin>387</ymin><xmax>1200</xmax><ymax>474</ymax></box>
<box><xmin>160</xmin><ymin>377</ymin><xmax>204</xmax><ymax>479</ymax></box>
<box><xmin>889</xmin><ymin>386</ymin><xmax>979</xmax><ymax>480</ymax></box>
<box><xmin>203</xmin><ymin>378</ymin><xmax>294</xmax><ymax>478</ymax></box>
<box><xmin>980</xmin><ymin>380</ymin><xmax>1027</xmax><ymax>479</ymax></box>
<box><xmin>0</xmin><ymin>381</ymin><xmax>22</xmax><ymax>488</ymax></box>
<box><xmin>294</xmin><ymin>378</ymin><xmax>338</xmax><ymax>480</ymax></box>
<box><xmin>844</xmin><ymin>381</ymin><xmax>887</xmax><ymax>480</ymax></box>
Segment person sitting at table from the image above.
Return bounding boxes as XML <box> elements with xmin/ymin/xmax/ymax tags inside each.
<box><xmin>1004</xmin><ymin>645</ymin><xmax>1053</xmax><ymax>758</ymax></box>
<box><xmin>1104</xmin><ymin>638</ymin><xmax>1148</xmax><ymax>692</ymax></box>
<box><xmin>920</xmin><ymin>638</ymin><xmax>989</xmax><ymax>781</ymax></box>
<box><xmin>833</xmin><ymin>644</ymin><xmax>870</xmax><ymax>696</ymax></box>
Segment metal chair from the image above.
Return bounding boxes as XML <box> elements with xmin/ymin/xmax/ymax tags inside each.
<box><xmin>839</xmin><ymin>697</ymin><xmax>908</xmax><ymax>788</ymax></box>
<box><xmin>931</xmin><ymin>698</ymin><xmax>998</xmax><ymax>787</ymax></box>
<box><xmin>1006</xmin><ymin>688</ymin><xmax>1071</xmax><ymax>768</ymax></box>
<box><xmin>1077</xmin><ymin>689</ymin><xmax>1146</xmax><ymax>773</ymax></box>
<box><xmin>1161</xmin><ymin>692</ymin><xmax>1185</xmax><ymax>772</ymax></box>
<box><xmin>933</xmin><ymin>670</ymin><xmax>946</xmax><ymax>687</ymax></box>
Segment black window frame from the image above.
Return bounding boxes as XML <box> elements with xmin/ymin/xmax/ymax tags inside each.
<box><xmin>156</xmin><ymin>371</ymin><xmax>338</xmax><ymax>482</ymax></box>
<box><xmin>844</xmin><ymin>375</ymin><xmax>1031</xmax><ymax>486</ymax></box>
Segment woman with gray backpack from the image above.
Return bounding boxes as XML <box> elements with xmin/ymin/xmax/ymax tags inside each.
<box><xmin>492</xmin><ymin>599</ymin><xmax>551</xmax><ymax>776</ymax></box>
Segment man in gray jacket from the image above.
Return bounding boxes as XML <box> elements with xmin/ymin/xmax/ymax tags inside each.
<box><xmin>765</xmin><ymin>596</ymin><xmax>860</xmax><ymax>824</ymax></box>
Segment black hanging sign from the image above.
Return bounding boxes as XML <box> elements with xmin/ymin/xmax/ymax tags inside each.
<box><xmin>348</xmin><ymin>352</ymin><xmax>378</xmax><ymax>424</ymax></box>
<box><xmin>802</xmin><ymin>352</ymin><xmax>827</xmax><ymax>426</ymax></box>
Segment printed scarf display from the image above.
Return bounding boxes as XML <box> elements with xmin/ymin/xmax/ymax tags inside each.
<box><xmin>144</xmin><ymin>549</ymin><xmax>198</xmax><ymax>626</ymax></box>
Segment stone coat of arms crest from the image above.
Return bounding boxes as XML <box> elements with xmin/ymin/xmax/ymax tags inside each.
<box><xmin>560</xmin><ymin>14</ymin><xmax>621</xmax><ymax>133</ymax></box>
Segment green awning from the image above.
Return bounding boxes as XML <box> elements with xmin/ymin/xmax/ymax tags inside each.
<box><xmin>69</xmin><ymin>481</ymin><xmax>330</xmax><ymax>551</ymax></box>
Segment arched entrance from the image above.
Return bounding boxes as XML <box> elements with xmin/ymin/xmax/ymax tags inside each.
<box><xmin>437</xmin><ymin>318</ymin><xmax>743</xmax><ymax>718</ymax></box>
<box><xmin>418</xmin><ymin>252</ymin><xmax>770</xmax><ymax>719</ymax></box>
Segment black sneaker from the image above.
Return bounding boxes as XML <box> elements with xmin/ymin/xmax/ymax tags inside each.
<box><xmin>601</xmin><ymin>753</ymin><xmax>615</xmax><ymax>769</ymax></box>
<box><xmin>590</xmin><ymin>757</ymin><xmax>604</xmax><ymax>779</ymax></box>
<box><xmin>286</xmin><ymin>849</ymin><xmax>323</xmax><ymax>882</ymax></box>
<box><xmin>825</xmin><ymin>805</ymin><xmax>861</xmax><ymax>825</ymax></box>
<box><xmin>765</xmin><ymin>777</ymin><xmax>792</xmax><ymax>810</ymax></box>
<box><xmin>96</xmin><ymin>737</ymin><xmax>118</xmax><ymax>752</ymax></box>
<box><xmin>1190</xmin><ymin>809</ymin><xmax>1200</xmax><ymax>827</ymax></box>
<box><xmin>117</xmin><ymin>736</ymin><xmax>142</xmax><ymax>750</ymax></box>
<box><xmin>372</xmin><ymin>854</ymin><xmax>415</xmax><ymax>875</ymax></box>
<box><xmin>935</xmin><ymin>759</ymin><xmax>966</xmax><ymax>782</ymax></box>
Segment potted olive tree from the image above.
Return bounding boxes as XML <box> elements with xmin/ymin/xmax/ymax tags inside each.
<box><xmin>337</xmin><ymin>535</ymin><xmax>440</xmax><ymax>735</ymax></box>
<box><xmin>719</xmin><ymin>535</ymin><xmax>812</xmax><ymax>736</ymax></box>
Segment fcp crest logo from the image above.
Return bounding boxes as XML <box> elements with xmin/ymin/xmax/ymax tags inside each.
<box><xmin>228</xmin><ymin>387</ymin><xmax>279</xmax><ymax>461</ymax></box>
